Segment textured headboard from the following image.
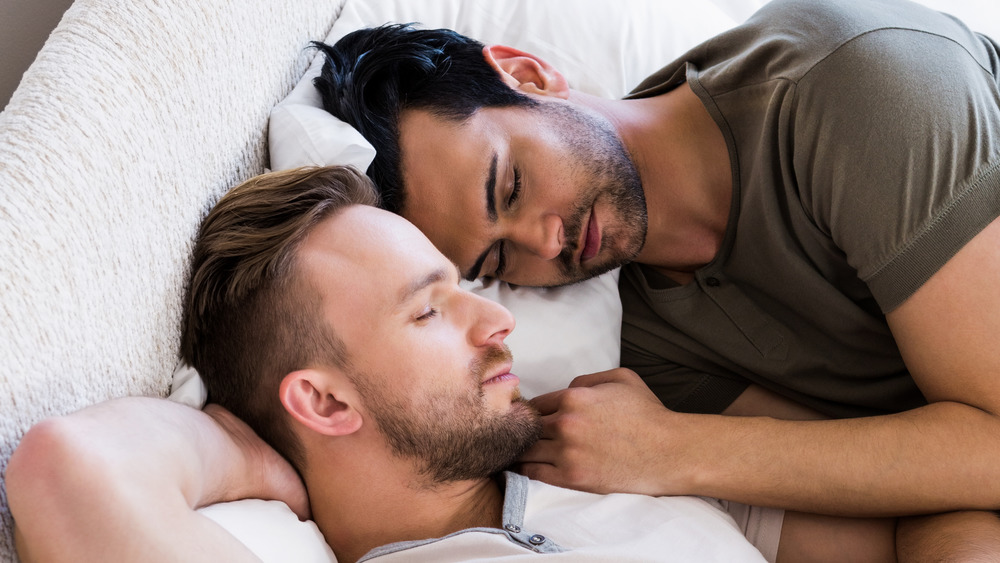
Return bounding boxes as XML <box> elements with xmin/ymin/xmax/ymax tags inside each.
<box><xmin>0</xmin><ymin>0</ymin><xmax>349</xmax><ymax>558</ymax></box>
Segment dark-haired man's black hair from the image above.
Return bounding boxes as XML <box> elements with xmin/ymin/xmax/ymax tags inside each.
<box><xmin>312</xmin><ymin>23</ymin><xmax>537</xmax><ymax>214</ymax></box>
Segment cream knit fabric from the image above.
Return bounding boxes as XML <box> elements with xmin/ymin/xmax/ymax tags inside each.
<box><xmin>0</xmin><ymin>0</ymin><xmax>346</xmax><ymax>558</ymax></box>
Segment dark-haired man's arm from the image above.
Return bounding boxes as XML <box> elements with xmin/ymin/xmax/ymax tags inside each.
<box><xmin>7</xmin><ymin>397</ymin><xmax>308</xmax><ymax>563</ymax></box>
<box><xmin>521</xmin><ymin>219</ymin><xmax>1000</xmax><ymax>518</ymax></box>
<box><xmin>718</xmin><ymin>385</ymin><xmax>1000</xmax><ymax>562</ymax></box>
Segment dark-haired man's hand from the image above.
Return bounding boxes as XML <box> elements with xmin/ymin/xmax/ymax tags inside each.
<box><xmin>518</xmin><ymin>368</ymin><xmax>684</xmax><ymax>497</ymax></box>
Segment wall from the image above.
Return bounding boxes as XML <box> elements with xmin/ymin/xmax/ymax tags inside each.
<box><xmin>0</xmin><ymin>0</ymin><xmax>75</xmax><ymax>110</ymax></box>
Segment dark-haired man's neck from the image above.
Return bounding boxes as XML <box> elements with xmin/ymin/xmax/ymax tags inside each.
<box><xmin>306</xmin><ymin>466</ymin><xmax>505</xmax><ymax>563</ymax></box>
<box><xmin>570</xmin><ymin>83</ymin><xmax>733</xmax><ymax>286</ymax></box>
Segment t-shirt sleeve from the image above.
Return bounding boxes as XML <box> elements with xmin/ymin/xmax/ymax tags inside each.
<box><xmin>790</xmin><ymin>26</ymin><xmax>1000</xmax><ymax>312</ymax></box>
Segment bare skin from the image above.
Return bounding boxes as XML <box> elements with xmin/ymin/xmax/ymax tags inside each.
<box><xmin>8</xmin><ymin>399</ymin><xmax>304</xmax><ymax>563</ymax></box>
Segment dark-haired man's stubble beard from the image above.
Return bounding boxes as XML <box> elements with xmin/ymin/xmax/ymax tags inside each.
<box><xmin>539</xmin><ymin>102</ymin><xmax>648</xmax><ymax>287</ymax></box>
<box><xmin>353</xmin><ymin>345</ymin><xmax>541</xmax><ymax>487</ymax></box>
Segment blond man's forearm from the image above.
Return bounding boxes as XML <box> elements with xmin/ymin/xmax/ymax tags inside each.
<box><xmin>7</xmin><ymin>397</ymin><xmax>280</xmax><ymax>562</ymax></box>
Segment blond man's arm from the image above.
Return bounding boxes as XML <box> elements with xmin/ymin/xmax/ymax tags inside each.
<box><xmin>7</xmin><ymin>397</ymin><xmax>308</xmax><ymax>563</ymax></box>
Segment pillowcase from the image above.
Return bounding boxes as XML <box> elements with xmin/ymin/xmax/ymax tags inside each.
<box><xmin>199</xmin><ymin>500</ymin><xmax>336</xmax><ymax>562</ymax></box>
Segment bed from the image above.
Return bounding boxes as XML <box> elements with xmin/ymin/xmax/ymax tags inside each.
<box><xmin>1</xmin><ymin>0</ymin><xmax>997</xmax><ymax>560</ymax></box>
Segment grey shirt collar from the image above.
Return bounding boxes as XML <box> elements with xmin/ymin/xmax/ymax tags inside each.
<box><xmin>359</xmin><ymin>472</ymin><xmax>565</xmax><ymax>561</ymax></box>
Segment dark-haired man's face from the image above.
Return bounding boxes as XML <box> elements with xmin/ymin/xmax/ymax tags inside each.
<box><xmin>398</xmin><ymin>99</ymin><xmax>647</xmax><ymax>288</ymax></box>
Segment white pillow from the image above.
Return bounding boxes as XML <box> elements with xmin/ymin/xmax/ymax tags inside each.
<box><xmin>180</xmin><ymin>0</ymin><xmax>753</xmax><ymax>557</ymax></box>
<box><xmin>199</xmin><ymin>500</ymin><xmax>336</xmax><ymax>562</ymax></box>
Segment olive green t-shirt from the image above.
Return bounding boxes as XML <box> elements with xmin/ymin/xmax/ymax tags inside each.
<box><xmin>619</xmin><ymin>0</ymin><xmax>1000</xmax><ymax>418</ymax></box>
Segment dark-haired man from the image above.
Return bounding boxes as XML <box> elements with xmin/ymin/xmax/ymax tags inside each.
<box><xmin>8</xmin><ymin>167</ymin><xmax>793</xmax><ymax>562</ymax></box>
<box><xmin>312</xmin><ymin>0</ymin><xmax>1000</xmax><ymax>553</ymax></box>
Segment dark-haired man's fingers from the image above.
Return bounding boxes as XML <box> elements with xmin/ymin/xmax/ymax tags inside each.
<box><xmin>567</xmin><ymin>367</ymin><xmax>642</xmax><ymax>389</ymax></box>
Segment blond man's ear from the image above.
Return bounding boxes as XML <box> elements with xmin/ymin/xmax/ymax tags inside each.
<box><xmin>279</xmin><ymin>369</ymin><xmax>363</xmax><ymax>437</ymax></box>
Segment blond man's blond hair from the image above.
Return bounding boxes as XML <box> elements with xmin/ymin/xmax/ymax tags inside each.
<box><xmin>181</xmin><ymin>166</ymin><xmax>379</xmax><ymax>469</ymax></box>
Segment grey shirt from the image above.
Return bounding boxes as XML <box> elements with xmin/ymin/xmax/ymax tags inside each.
<box><xmin>620</xmin><ymin>0</ymin><xmax>1000</xmax><ymax>417</ymax></box>
<box><xmin>359</xmin><ymin>472</ymin><xmax>766</xmax><ymax>561</ymax></box>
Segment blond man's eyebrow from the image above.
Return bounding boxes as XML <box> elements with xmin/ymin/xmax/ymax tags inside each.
<box><xmin>397</xmin><ymin>267</ymin><xmax>449</xmax><ymax>308</ymax></box>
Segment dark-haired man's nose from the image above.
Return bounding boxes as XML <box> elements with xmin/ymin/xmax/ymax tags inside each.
<box><xmin>512</xmin><ymin>214</ymin><xmax>563</xmax><ymax>261</ymax></box>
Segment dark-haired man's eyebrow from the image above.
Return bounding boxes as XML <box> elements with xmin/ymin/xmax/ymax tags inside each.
<box><xmin>485</xmin><ymin>153</ymin><xmax>498</xmax><ymax>222</ymax></box>
<box><xmin>464</xmin><ymin>153</ymin><xmax>500</xmax><ymax>281</ymax></box>
<box><xmin>466</xmin><ymin>249</ymin><xmax>490</xmax><ymax>282</ymax></box>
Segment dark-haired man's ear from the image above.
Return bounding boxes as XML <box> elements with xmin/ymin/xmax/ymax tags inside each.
<box><xmin>482</xmin><ymin>45</ymin><xmax>570</xmax><ymax>99</ymax></box>
<box><xmin>279</xmin><ymin>369</ymin><xmax>362</xmax><ymax>437</ymax></box>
